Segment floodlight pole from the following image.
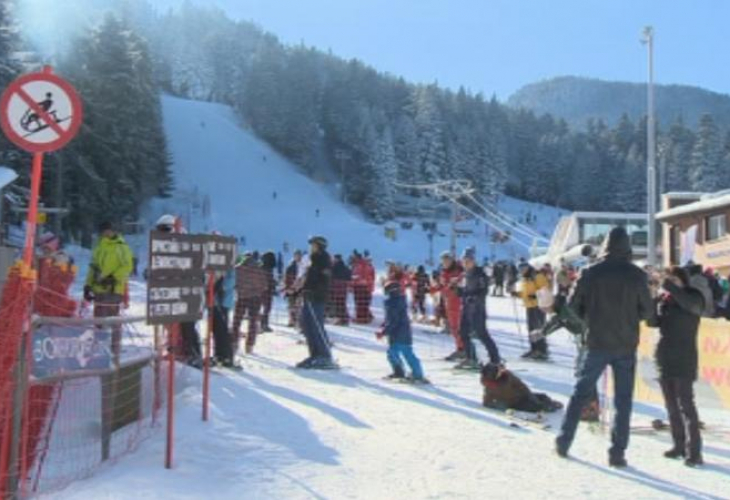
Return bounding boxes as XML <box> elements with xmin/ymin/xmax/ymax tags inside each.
<box><xmin>643</xmin><ymin>26</ymin><xmax>657</xmax><ymax>267</ymax></box>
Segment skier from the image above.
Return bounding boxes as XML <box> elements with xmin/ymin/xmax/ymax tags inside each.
<box><xmin>514</xmin><ymin>264</ymin><xmax>551</xmax><ymax>360</ymax></box>
<box><xmin>492</xmin><ymin>262</ymin><xmax>505</xmax><ymax>297</ymax></box>
<box><xmin>352</xmin><ymin>253</ymin><xmax>375</xmax><ymax>324</ymax></box>
<box><xmin>438</xmin><ymin>251</ymin><xmax>465</xmax><ymax>361</ymax></box>
<box><xmin>233</xmin><ymin>252</ymin><xmax>268</xmax><ymax>354</ymax></box>
<box><xmin>647</xmin><ymin>267</ymin><xmax>704</xmax><ymax>467</ymax></box>
<box><xmin>505</xmin><ymin>261</ymin><xmax>519</xmax><ymax>295</ymax></box>
<box><xmin>454</xmin><ymin>247</ymin><xmax>502</xmax><ymax>371</ymax></box>
<box><xmin>556</xmin><ymin>262</ymin><xmax>573</xmax><ymax>297</ymax></box>
<box><xmin>330</xmin><ymin>254</ymin><xmax>352</xmax><ymax>325</ymax></box>
<box><xmin>84</xmin><ymin>221</ymin><xmax>134</xmax><ymax>364</ymax></box>
<box><xmin>212</xmin><ymin>268</ymin><xmax>237</xmax><ymax>368</ymax></box>
<box><xmin>481</xmin><ymin>362</ymin><xmax>562</xmax><ymax>413</ymax></box>
<box><xmin>412</xmin><ymin>265</ymin><xmax>430</xmax><ymax>321</ymax></box>
<box><xmin>295</xmin><ymin>236</ymin><xmax>337</xmax><ymax>369</ymax></box>
<box><xmin>556</xmin><ymin>227</ymin><xmax>653</xmax><ymax>468</ymax></box>
<box><xmin>377</xmin><ymin>280</ymin><xmax>427</xmax><ymax>383</ymax></box>
<box><xmin>259</xmin><ymin>251</ymin><xmax>277</xmax><ymax>333</ymax></box>
<box><xmin>537</xmin><ymin>294</ymin><xmax>600</xmax><ymax>421</ymax></box>
<box><xmin>284</xmin><ymin>250</ymin><xmax>303</xmax><ymax>327</ymax></box>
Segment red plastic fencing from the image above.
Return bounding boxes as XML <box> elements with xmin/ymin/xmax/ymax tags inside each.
<box><xmin>0</xmin><ymin>259</ymin><xmax>188</xmax><ymax>499</ymax></box>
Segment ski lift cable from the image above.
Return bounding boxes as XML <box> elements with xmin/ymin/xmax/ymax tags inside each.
<box><xmin>462</xmin><ymin>191</ymin><xmax>549</xmax><ymax>243</ymax></box>
<box><xmin>393</xmin><ymin>179</ymin><xmax>536</xmax><ymax>250</ymax></box>
<box><xmin>439</xmin><ymin>190</ymin><xmax>535</xmax><ymax>251</ymax></box>
<box><xmin>396</xmin><ymin>179</ymin><xmax>548</xmax><ymax>242</ymax></box>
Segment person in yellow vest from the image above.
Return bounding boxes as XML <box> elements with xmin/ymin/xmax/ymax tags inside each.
<box><xmin>84</xmin><ymin>221</ymin><xmax>134</xmax><ymax>359</ymax></box>
<box><xmin>515</xmin><ymin>264</ymin><xmax>551</xmax><ymax>360</ymax></box>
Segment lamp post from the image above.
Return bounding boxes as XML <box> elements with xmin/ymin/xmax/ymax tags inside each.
<box><xmin>642</xmin><ymin>26</ymin><xmax>657</xmax><ymax>266</ymax></box>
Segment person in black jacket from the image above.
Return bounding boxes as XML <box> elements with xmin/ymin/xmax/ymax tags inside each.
<box><xmin>454</xmin><ymin>248</ymin><xmax>502</xmax><ymax>371</ymax></box>
<box><xmin>648</xmin><ymin>267</ymin><xmax>704</xmax><ymax>467</ymax></box>
<box><xmin>329</xmin><ymin>254</ymin><xmax>352</xmax><ymax>325</ymax></box>
<box><xmin>492</xmin><ymin>262</ymin><xmax>505</xmax><ymax>297</ymax></box>
<box><xmin>295</xmin><ymin>236</ymin><xmax>337</xmax><ymax>369</ymax></box>
<box><xmin>260</xmin><ymin>251</ymin><xmax>277</xmax><ymax>333</ymax></box>
<box><xmin>556</xmin><ymin>227</ymin><xmax>653</xmax><ymax>468</ymax></box>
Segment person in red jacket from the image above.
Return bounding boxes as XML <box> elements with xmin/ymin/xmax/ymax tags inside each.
<box><xmin>439</xmin><ymin>251</ymin><xmax>465</xmax><ymax>361</ymax></box>
<box><xmin>352</xmin><ymin>254</ymin><xmax>375</xmax><ymax>323</ymax></box>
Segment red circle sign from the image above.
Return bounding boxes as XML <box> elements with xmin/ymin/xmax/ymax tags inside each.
<box><xmin>0</xmin><ymin>71</ymin><xmax>83</xmax><ymax>153</ymax></box>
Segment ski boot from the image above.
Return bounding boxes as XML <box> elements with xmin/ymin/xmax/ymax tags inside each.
<box><xmin>407</xmin><ymin>375</ymin><xmax>431</xmax><ymax>385</ymax></box>
<box><xmin>454</xmin><ymin>358</ymin><xmax>481</xmax><ymax>371</ymax></box>
<box><xmin>306</xmin><ymin>357</ymin><xmax>339</xmax><ymax>370</ymax></box>
<box><xmin>444</xmin><ymin>349</ymin><xmax>466</xmax><ymax>362</ymax></box>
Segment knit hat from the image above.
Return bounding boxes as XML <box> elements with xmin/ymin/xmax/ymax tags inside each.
<box><xmin>461</xmin><ymin>247</ymin><xmax>476</xmax><ymax>261</ymax></box>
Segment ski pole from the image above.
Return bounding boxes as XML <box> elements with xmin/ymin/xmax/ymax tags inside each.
<box><xmin>510</xmin><ymin>295</ymin><xmax>528</xmax><ymax>351</ymax></box>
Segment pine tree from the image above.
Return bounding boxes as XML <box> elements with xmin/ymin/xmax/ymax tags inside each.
<box><xmin>412</xmin><ymin>85</ymin><xmax>447</xmax><ymax>183</ymax></box>
<box><xmin>690</xmin><ymin>114</ymin><xmax>724</xmax><ymax>192</ymax></box>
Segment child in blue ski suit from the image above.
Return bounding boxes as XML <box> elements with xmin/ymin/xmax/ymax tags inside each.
<box><xmin>377</xmin><ymin>280</ymin><xmax>427</xmax><ymax>382</ymax></box>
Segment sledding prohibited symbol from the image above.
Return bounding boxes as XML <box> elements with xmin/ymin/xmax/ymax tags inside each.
<box><xmin>0</xmin><ymin>70</ymin><xmax>83</xmax><ymax>153</ymax></box>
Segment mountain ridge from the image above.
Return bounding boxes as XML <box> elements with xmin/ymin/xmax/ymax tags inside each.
<box><xmin>507</xmin><ymin>75</ymin><xmax>730</xmax><ymax>130</ymax></box>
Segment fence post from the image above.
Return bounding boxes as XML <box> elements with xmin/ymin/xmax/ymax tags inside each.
<box><xmin>202</xmin><ymin>272</ymin><xmax>214</xmax><ymax>422</ymax></box>
<box><xmin>165</xmin><ymin>325</ymin><xmax>177</xmax><ymax>469</ymax></box>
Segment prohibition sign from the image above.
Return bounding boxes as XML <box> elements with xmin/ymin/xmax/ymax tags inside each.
<box><xmin>0</xmin><ymin>71</ymin><xmax>83</xmax><ymax>153</ymax></box>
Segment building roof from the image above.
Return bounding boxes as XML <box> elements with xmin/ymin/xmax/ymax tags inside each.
<box><xmin>0</xmin><ymin>167</ymin><xmax>18</xmax><ymax>191</ymax></box>
<box><xmin>572</xmin><ymin>211</ymin><xmax>647</xmax><ymax>220</ymax></box>
<box><xmin>657</xmin><ymin>191</ymin><xmax>730</xmax><ymax>221</ymax></box>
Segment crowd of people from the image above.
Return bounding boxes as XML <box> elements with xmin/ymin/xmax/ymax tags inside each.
<box><xmin>78</xmin><ymin>217</ymin><xmax>715</xmax><ymax>470</ymax></box>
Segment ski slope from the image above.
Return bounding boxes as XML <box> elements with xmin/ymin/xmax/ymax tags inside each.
<box><xmin>148</xmin><ymin>95</ymin><xmax>567</xmax><ymax>266</ymax></box>
<box><xmin>50</xmin><ymin>295</ymin><xmax>730</xmax><ymax>500</ymax></box>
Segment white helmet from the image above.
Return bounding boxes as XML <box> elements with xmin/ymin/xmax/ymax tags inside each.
<box><xmin>156</xmin><ymin>214</ymin><xmax>176</xmax><ymax>227</ymax></box>
<box><xmin>156</xmin><ymin>214</ymin><xmax>177</xmax><ymax>232</ymax></box>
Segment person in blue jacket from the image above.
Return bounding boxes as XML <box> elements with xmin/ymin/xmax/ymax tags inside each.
<box><xmin>377</xmin><ymin>280</ymin><xmax>428</xmax><ymax>383</ymax></box>
<box><xmin>213</xmin><ymin>268</ymin><xmax>237</xmax><ymax>367</ymax></box>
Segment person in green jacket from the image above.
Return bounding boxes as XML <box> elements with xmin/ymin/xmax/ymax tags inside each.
<box><xmin>534</xmin><ymin>294</ymin><xmax>601</xmax><ymax>422</ymax></box>
<box><xmin>84</xmin><ymin>221</ymin><xmax>134</xmax><ymax>359</ymax></box>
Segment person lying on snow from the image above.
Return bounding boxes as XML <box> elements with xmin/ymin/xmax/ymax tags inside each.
<box><xmin>533</xmin><ymin>294</ymin><xmax>601</xmax><ymax>422</ymax></box>
<box><xmin>480</xmin><ymin>362</ymin><xmax>562</xmax><ymax>413</ymax></box>
<box><xmin>376</xmin><ymin>280</ymin><xmax>429</xmax><ymax>384</ymax></box>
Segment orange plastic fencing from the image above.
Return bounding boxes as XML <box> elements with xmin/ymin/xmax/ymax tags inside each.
<box><xmin>0</xmin><ymin>259</ymin><xmax>186</xmax><ymax>499</ymax></box>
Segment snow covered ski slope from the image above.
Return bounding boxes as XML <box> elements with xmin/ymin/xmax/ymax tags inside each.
<box><xmin>149</xmin><ymin>95</ymin><xmax>566</xmax><ymax>265</ymax></box>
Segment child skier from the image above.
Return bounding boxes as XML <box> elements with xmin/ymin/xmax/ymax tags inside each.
<box><xmin>377</xmin><ymin>280</ymin><xmax>428</xmax><ymax>384</ymax></box>
<box><xmin>533</xmin><ymin>294</ymin><xmax>600</xmax><ymax>421</ymax></box>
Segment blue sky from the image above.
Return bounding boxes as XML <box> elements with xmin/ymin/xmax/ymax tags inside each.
<box><xmin>22</xmin><ymin>0</ymin><xmax>729</xmax><ymax>99</ymax></box>
<box><xmin>151</xmin><ymin>0</ymin><xmax>729</xmax><ymax>99</ymax></box>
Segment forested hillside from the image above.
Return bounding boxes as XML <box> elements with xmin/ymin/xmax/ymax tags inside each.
<box><xmin>131</xmin><ymin>3</ymin><xmax>730</xmax><ymax>218</ymax></box>
<box><xmin>508</xmin><ymin>76</ymin><xmax>730</xmax><ymax>131</ymax></box>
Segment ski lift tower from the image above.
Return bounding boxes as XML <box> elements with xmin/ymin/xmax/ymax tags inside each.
<box><xmin>394</xmin><ymin>179</ymin><xmax>476</xmax><ymax>256</ymax></box>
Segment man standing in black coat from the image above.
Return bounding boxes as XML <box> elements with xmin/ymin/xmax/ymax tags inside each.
<box><xmin>556</xmin><ymin>227</ymin><xmax>653</xmax><ymax>467</ymax></box>
<box><xmin>296</xmin><ymin>236</ymin><xmax>337</xmax><ymax>369</ymax></box>
<box><xmin>648</xmin><ymin>267</ymin><xmax>704</xmax><ymax>467</ymax></box>
<box><xmin>455</xmin><ymin>248</ymin><xmax>502</xmax><ymax>370</ymax></box>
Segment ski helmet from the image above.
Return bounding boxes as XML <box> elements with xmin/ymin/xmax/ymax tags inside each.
<box><xmin>308</xmin><ymin>235</ymin><xmax>328</xmax><ymax>249</ymax></box>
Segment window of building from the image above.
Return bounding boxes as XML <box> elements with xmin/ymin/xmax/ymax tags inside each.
<box><xmin>705</xmin><ymin>214</ymin><xmax>726</xmax><ymax>242</ymax></box>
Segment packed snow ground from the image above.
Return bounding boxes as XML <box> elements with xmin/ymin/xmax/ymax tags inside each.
<box><xmin>49</xmin><ymin>295</ymin><xmax>730</xmax><ymax>500</ymax></box>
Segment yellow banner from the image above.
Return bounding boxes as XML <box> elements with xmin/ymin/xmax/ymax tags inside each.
<box><xmin>636</xmin><ymin>319</ymin><xmax>730</xmax><ymax>410</ymax></box>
